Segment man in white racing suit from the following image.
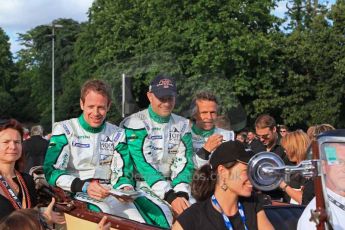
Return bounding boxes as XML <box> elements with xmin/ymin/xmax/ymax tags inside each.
<box><xmin>121</xmin><ymin>75</ymin><xmax>194</xmax><ymax>216</ymax></box>
<box><xmin>190</xmin><ymin>91</ymin><xmax>234</xmax><ymax>168</ymax></box>
<box><xmin>44</xmin><ymin>79</ymin><xmax>172</xmax><ymax>228</ymax></box>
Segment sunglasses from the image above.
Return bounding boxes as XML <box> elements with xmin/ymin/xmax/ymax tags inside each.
<box><xmin>256</xmin><ymin>133</ymin><xmax>270</xmax><ymax>140</ymax></box>
<box><xmin>280</xmin><ymin>130</ymin><xmax>286</xmax><ymax>133</ymax></box>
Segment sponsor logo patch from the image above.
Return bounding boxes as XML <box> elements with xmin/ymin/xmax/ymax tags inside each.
<box><xmin>169</xmin><ymin>127</ymin><xmax>181</xmax><ymax>141</ymax></box>
<box><xmin>62</xmin><ymin>124</ymin><xmax>70</xmax><ymax>135</ymax></box>
<box><xmin>150</xmin><ymin>135</ymin><xmax>163</xmax><ymax>140</ymax></box>
<box><xmin>72</xmin><ymin>141</ymin><xmax>90</xmax><ymax>148</ymax></box>
<box><xmin>76</xmin><ymin>135</ymin><xmax>90</xmax><ymax>139</ymax></box>
<box><xmin>100</xmin><ymin>136</ymin><xmax>114</xmax><ymax>150</ymax></box>
<box><xmin>113</xmin><ymin>132</ymin><xmax>121</xmax><ymax>142</ymax></box>
<box><xmin>151</xmin><ymin>145</ymin><xmax>163</xmax><ymax>151</ymax></box>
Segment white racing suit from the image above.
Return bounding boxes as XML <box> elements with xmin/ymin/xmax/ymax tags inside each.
<box><xmin>121</xmin><ymin>106</ymin><xmax>195</xmax><ymax>206</ymax></box>
<box><xmin>191</xmin><ymin>123</ymin><xmax>235</xmax><ymax>168</ymax></box>
<box><xmin>44</xmin><ymin>115</ymin><xmax>172</xmax><ymax>228</ymax></box>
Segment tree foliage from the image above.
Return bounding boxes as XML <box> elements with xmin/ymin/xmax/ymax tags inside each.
<box><xmin>2</xmin><ymin>0</ymin><xmax>345</xmax><ymax>130</ymax></box>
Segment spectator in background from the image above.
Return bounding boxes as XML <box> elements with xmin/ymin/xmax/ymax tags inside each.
<box><xmin>279</xmin><ymin>130</ymin><xmax>310</xmax><ymax>204</ymax></box>
<box><xmin>236</xmin><ymin>131</ymin><xmax>247</xmax><ymax>143</ymax></box>
<box><xmin>302</xmin><ymin>123</ymin><xmax>336</xmax><ymax>205</ymax></box>
<box><xmin>255</xmin><ymin>114</ymin><xmax>291</xmax><ymax>165</ymax></box>
<box><xmin>278</xmin><ymin>125</ymin><xmax>289</xmax><ymax>138</ymax></box>
<box><xmin>44</xmin><ymin>133</ymin><xmax>52</xmax><ymax>141</ymax></box>
<box><xmin>0</xmin><ymin>208</ymin><xmax>110</xmax><ymax>230</ymax></box>
<box><xmin>255</xmin><ymin>114</ymin><xmax>292</xmax><ymax>201</ymax></box>
<box><xmin>247</xmin><ymin>129</ymin><xmax>266</xmax><ymax>154</ymax></box>
<box><xmin>215</xmin><ymin>115</ymin><xmax>231</xmax><ymax>130</ymax></box>
<box><xmin>22</xmin><ymin>128</ymin><xmax>30</xmax><ymax>141</ymax></box>
<box><xmin>307</xmin><ymin>124</ymin><xmax>335</xmax><ymax>141</ymax></box>
<box><xmin>22</xmin><ymin>125</ymin><xmax>49</xmax><ymax>174</ymax></box>
<box><xmin>0</xmin><ymin>208</ymin><xmax>44</xmax><ymax>230</ymax></box>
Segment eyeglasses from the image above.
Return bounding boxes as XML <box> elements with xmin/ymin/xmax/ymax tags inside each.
<box><xmin>280</xmin><ymin>130</ymin><xmax>286</xmax><ymax>133</ymax></box>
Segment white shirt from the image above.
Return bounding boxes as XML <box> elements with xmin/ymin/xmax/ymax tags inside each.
<box><xmin>297</xmin><ymin>188</ymin><xmax>345</xmax><ymax>230</ymax></box>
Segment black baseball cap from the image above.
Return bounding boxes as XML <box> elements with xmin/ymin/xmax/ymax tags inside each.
<box><xmin>210</xmin><ymin>140</ymin><xmax>254</xmax><ymax>169</ymax></box>
<box><xmin>149</xmin><ymin>75</ymin><xmax>177</xmax><ymax>98</ymax></box>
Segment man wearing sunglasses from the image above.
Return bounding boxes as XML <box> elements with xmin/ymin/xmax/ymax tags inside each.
<box><xmin>255</xmin><ymin>114</ymin><xmax>293</xmax><ymax>201</ymax></box>
<box><xmin>255</xmin><ymin>114</ymin><xmax>290</xmax><ymax>163</ymax></box>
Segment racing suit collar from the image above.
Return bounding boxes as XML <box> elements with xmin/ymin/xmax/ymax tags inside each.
<box><xmin>78</xmin><ymin>114</ymin><xmax>105</xmax><ymax>133</ymax></box>
<box><xmin>148</xmin><ymin>105</ymin><xmax>170</xmax><ymax>123</ymax></box>
<box><xmin>192</xmin><ymin>122</ymin><xmax>215</xmax><ymax>137</ymax></box>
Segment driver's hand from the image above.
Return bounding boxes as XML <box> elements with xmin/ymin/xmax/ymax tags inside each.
<box><xmin>171</xmin><ymin>197</ymin><xmax>190</xmax><ymax>216</ymax></box>
<box><xmin>117</xmin><ymin>186</ymin><xmax>134</xmax><ymax>203</ymax></box>
<box><xmin>204</xmin><ymin>134</ymin><xmax>223</xmax><ymax>152</ymax></box>
<box><xmin>87</xmin><ymin>180</ymin><xmax>110</xmax><ymax>200</ymax></box>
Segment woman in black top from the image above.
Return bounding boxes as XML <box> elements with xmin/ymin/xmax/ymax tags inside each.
<box><xmin>0</xmin><ymin>118</ymin><xmax>64</xmax><ymax>225</ymax></box>
<box><xmin>0</xmin><ymin>118</ymin><xmax>38</xmax><ymax>220</ymax></box>
<box><xmin>173</xmin><ymin>141</ymin><xmax>274</xmax><ymax>230</ymax></box>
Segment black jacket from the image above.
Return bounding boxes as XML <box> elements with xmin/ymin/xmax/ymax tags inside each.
<box><xmin>22</xmin><ymin>135</ymin><xmax>49</xmax><ymax>173</ymax></box>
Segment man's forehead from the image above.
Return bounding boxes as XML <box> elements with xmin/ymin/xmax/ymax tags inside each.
<box><xmin>256</xmin><ymin>127</ymin><xmax>271</xmax><ymax>134</ymax></box>
<box><xmin>196</xmin><ymin>99</ymin><xmax>217</xmax><ymax>108</ymax></box>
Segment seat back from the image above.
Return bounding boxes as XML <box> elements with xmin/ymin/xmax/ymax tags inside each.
<box><xmin>264</xmin><ymin>205</ymin><xmax>305</xmax><ymax>230</ymax></box>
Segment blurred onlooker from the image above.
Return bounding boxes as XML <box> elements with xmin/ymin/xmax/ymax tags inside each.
<box><xmin>278</xmin><ymin>125</ymin><xmax>289</xmax><ymax>137</ymax></box>
<box><xmin>306</xmin><ymin>124</ymin><xmax>335</xmax><ymax>141</ymax></box>
<box><xmin>236</xmin><ymin>131</ymin><xmax>247</xmax><ymax>143</ymax></box>
<box><xmin>279</xmin><ymin>130</ymin><xmax>310</xmax><ymax>204</ymax></box>
<box><xmin>22</xmin><ymin>125</ymin><xmax>49</xmax><ymax>173</ymax></box>
<box><xmin>44</xmin><ymin>133</ymin><xmax>52</xmax><ymax>141</ymax></box>
<box><xmin>0</xmin><ymin>208</ymin><xmax>45</xmax><ymax>230</ymax></box>
<box><xmin>302</xmin><ymin>123</ymin><xmax>336</xmax><ymax>205</ymax></box>
<box><xmin>247</xmin><ymin>129</ymin><xmax>266</xmax><ymax>154</ymax></box>
<box><xmin>214</xmin><ymin>115</ymin><xmax>232</xmax><ymax>130</ymax></box>
<box><xmin>23</xmin><ymin>127</ymin><xmax>30</xmax><ymax>140</ymax></box>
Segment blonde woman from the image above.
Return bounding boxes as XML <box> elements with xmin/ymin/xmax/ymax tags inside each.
<box><xmin>279</xmin><ymin>130</ymin><xmax>310</xmax><ymax>204</ymax></box>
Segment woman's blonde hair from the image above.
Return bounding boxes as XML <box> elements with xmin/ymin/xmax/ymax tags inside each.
<box><xmin>281</xmin><ymin>130</ymin><xmax>310</xmax><ymax>163</ymax></box>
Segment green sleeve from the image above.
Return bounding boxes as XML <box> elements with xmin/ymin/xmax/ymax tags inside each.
<box><xmin>125</xmin><ymin>128</ymin><xmax>166</xmax><ymax>187</ymax></box>
<box><xmin>43</xmin><ymin>134</ymin><xmax>70</xmax><ymax>186</ymax></box>
<box><xmin>172</xmin><ymin>132</ymin><xmax>194</xmax><ymax>187</ymax></box>
<box><xmin>112</xmin><ymin>142</ymin><xmax>135</xmax><ymax>188</ymax></box>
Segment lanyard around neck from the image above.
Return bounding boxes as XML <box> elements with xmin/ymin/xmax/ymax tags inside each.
<box><xmin>211</xmin><ymin>195</ymin><xmax>248</xmax><ymax>230</ymax></box>
<box><xmin>328</xmin><ymin>194</ymin><xmax>345</xmax><ymax>211</ymax></box>
<box><xmin>0</xmin><ymin>171</ymin><xmax>31</xmax><ymax>209</ymax></box>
